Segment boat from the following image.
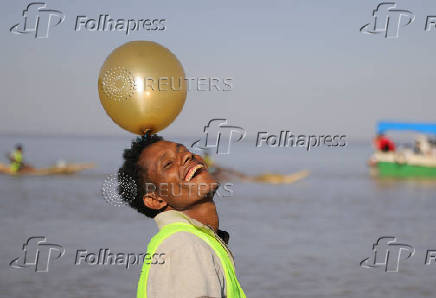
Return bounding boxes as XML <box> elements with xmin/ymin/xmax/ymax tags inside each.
<box><xmin>210</xmin><ymin>166</ymin><xmax>309</xmax><ymax>184</ymax></box>
<box><xmin>0</xmin><ymin>162</ymin><xmax>95</xmax><ymax>176</ymax></box>
<box><xmin>369</xmin><ymin>122</ymin><xmax>436</xmax><ymax>178</ymax></box>
<box><xmin>245</xmin><ymin>170</ymin><xmax>310</xmax><ymax>184</ymax></box>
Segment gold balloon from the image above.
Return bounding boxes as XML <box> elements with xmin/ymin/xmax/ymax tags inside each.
<box><xmin>98</xmin><ymin>41</ymin><xmax>187</xmax><ymax>134</ymax></box>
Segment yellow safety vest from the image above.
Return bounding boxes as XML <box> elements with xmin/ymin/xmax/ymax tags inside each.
<box><xmin>10</xmin><ymin>150</ymin><xmax>23</xmax><ymax>173</ymax></box>
<box><xmin>137</xmin><ymin>222</ymin><xmax>246</xmax><ymax>298</ymax></box>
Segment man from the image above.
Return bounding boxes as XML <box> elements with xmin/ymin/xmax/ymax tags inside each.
<box><xmin>118</xmin><ymin>134</ymin><xmax>245</xmax><ymax>298</ymax></box>
<box><xmin>9</xmin><ymin>144</ymin><xmax>24</xmax><ymax>174</ymax></box>
<box><xmin>415</xmin><ymin>135</ymin><xmax>432</xmax><ymax>156</ymax></box>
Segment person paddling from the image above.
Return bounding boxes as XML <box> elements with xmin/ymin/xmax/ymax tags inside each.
<box><xmin>8</xmin><ymin>144</ymin><xmax>24</xmax><ymax>174</ymax></box>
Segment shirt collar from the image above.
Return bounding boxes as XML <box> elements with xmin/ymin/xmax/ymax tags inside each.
<box><xmin>154</xmin><ymin>210</ymin><xmax>206</xmax><ymax>230</ymax></box>
<box><xmin>154</xmin><ymin>210</ymin><xmax>231</xmax><ymax>246</ymax></box>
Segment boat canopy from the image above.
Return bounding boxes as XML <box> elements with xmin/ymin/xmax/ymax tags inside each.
<box><xmin>377</xmin><ymin>122</ymin><xmax>436</xmax><ymax>135</ymax></box>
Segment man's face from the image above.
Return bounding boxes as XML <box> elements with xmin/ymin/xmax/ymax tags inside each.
<box><xmin>138</xmin><ymin>141</ymin><xmax>219</xmax><ymax>210</ymax></box>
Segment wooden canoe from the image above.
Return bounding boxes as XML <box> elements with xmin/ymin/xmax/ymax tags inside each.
<box><xmin>246</xmin><ymin>170</ymin><xmax>310</xmax><ymax>184</ymax></box>
<box><xmin>212</xmin><ymin>167</ymin><xmax>309</xmax><ymax>184</ymax></box>
<box><xmin>0</xmin><ymin>162</ymin><xmax>95</xmax><ymax>176</ymax></box>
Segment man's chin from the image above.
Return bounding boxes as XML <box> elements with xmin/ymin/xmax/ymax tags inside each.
<box><xmin>195</xmin><ymin>170</ymin><xmax>218</xmax><ymax>184</ymax></box>
<box><xmin>195</xmin><ymin>192</ymin><xmax>216</xmax><ymax>205</ymax></box>
<box><xmin>194</xmin><ymin>185</ymin><xmax>218</xmax><ymax>203</ymax></box>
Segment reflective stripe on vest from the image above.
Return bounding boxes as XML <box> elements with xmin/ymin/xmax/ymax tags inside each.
<box><xmin>137</xmin><ymin>222</ymin><xmax>246</xmax><ymax>298</ymax></box>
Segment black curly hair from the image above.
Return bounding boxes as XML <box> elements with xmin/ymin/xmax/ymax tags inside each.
<box><xmin>118</xmin><ymin>133</ymin><xmax>164</xmax><ymax>218</ymax></box>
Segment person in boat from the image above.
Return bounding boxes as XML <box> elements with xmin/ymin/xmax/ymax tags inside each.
<box><xmin>432</xmin><ymin>138</ymin><xmax>436</xmax><ymax>157</ymax></box>
<box><xmin>118</xmin><ymin>134</ymin><xmax>245</xmax><ymax>298</ymax></box>
<box><xmin>414</xmin><ymin>135</ymin><xmax>433</xmax><ymax>156</ymax></box>
<box><xmin>374</xmin><ymin>134</ymin><xmax>395</xmax><ymax>152</ymax></box>
<box><xmin>8</xmin><ymin>144</ymin><xmax>24</xmax><ymax>174</ymax></box>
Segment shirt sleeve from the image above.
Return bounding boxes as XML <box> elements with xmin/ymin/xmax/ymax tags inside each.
<box><xmin>147</xmin><ymin>231</ymin><xmax>226</xmax><ymax>298</ymax></box>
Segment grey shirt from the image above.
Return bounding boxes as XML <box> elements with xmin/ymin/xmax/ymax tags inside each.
<box><xmin>146</xmin><ymin>210</ymin><xmax>232</xmax><ymax>298</ymax></box>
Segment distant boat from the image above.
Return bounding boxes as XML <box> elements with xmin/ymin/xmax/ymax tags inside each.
<box><xmin>210</xmin><ymin>166</ymin><xmax>309</xmax><ymax>184</ymax></box>
<box><xmin>369</xmin><ymin>122</ymin><xmax>436</xmax><ymax>179</ymax></box>
<box><xmin>0</xmin><ymin>162</ymin><xmax>95</xmax><ymax>176</ymax></box>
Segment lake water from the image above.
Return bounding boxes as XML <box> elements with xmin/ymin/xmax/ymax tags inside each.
<box><xmin>1</xmin><ymin>135</ymin><xmax>436</xmax><ymax>298</ymax></box>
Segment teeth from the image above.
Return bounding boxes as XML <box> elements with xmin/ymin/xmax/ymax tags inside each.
<box><xmin>185</xmin><ymin>164</ymin><xmax>203</xmax><ymax>181</ymax></box>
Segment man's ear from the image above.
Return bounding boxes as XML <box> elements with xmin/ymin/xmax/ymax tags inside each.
<box><xmin>143</xmin><ymin>192</ymin><xmax>167</xmax><ymax>210</ymax></box>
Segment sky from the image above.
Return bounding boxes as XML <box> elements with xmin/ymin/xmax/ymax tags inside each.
<box><xmin>1</xmin><ymin>0</ymin><xmax>435</xmax><ymax>140</ymax></box>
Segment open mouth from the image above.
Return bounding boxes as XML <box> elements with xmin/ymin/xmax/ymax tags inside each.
<box><xmin>184</xmin><ymin>164</ymin><xmax>204</xmax><ymax>182</ymax></box>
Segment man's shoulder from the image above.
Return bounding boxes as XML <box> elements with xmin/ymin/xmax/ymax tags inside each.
<box><xmin>157</xmin><ymin>230</ymin><xmax>214</xmax><ymax>253</ymax></box>
<box><xmin>147</xmin><ymin>230</ymin><xmax>227</xmax><ymax>298</ymax></box>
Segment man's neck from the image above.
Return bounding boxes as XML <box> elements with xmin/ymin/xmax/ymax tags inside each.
<box><xmin>182</xmin><ymin>200</ymin><xmax>219</xmax><ymax>232</ymax></box>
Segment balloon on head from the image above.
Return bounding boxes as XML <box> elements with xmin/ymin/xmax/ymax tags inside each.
<box><xmin>98</xmin><ymin>41</ymin><xmax>187</xmax><ymax>135</ymax></box>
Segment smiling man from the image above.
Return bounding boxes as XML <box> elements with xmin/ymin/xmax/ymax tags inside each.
<box><xmin>118</xmin><ymin>134</ymin><xmax>246</xmax><ymax>298</ymax></box>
